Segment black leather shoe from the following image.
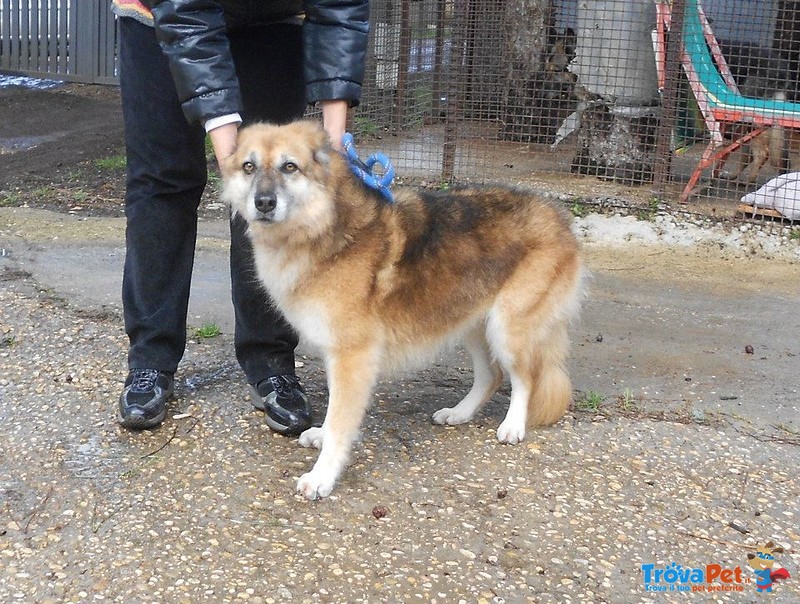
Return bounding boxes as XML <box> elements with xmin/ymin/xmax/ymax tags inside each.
<box><xmin>118</xmin><ymin>369</ymin><xmax>174</xmax><ymax>430</ymax></box>
<box><xmin>249</xmin><ymin>374</ymin><xmax>312</xmax><ymax>436</ymax></box>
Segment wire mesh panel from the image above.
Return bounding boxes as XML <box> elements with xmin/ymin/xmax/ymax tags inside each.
<box><xmin>355</xmin><ymin>0</ymin><xmax>668</xmax><ymax>202</ymax></box>
<box><xmin>658</xmin><ymin>0</ymin><xmax>800</xmax><ymax>224</ymax></box>
<box><xmin>1</xmin><ymin>0</ymin><xmax>797</xmax><ymax>223</ymax></box>
<box><xmin>355</xmin><ymin>0</ymin><xmax>799</xmax><ymax>225</ymax></box>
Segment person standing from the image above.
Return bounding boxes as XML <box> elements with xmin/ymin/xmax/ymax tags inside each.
<box><xmin>111</xmin><ymin>0</ymin><xmax>369</xmax><ymax>435</ymax></box>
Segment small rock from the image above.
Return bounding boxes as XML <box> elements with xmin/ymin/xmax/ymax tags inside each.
<box><xmin>372</xmin><ymin>506</ymin><xmax>388</xmax><ymax>520</ymax></box>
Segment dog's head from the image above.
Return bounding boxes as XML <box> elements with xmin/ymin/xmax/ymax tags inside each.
<box><xmin>222</xmin><ymin>121</ymin><xmax>335</xmax><ymax>235</ymax></box>
<box><xmin>747</xmin><ymin>542</ymin><xmax>784</xmax><ymax>570</ymax></box>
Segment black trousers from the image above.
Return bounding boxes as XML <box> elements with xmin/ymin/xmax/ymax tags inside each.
<box><xmin>118</xmin><ymin>17</ymin><xmax>306</xmax><ymax>384</ymax></box>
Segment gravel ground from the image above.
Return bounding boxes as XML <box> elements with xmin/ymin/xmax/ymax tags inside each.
<box><xmin>2</xmin><ymin>205</ymin><xmax>800</xmax><ymax>602</ymax></box>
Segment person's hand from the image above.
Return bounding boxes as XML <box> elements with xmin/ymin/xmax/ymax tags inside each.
<box><xmin>209</xmin><ymin>122</ymin><xmax>239</xmax><ymax>176</ymax></box>
<box><xmin>320</xmin><ymin>100</ymin><xmax>348</xmax><ymax>151</ymax></box>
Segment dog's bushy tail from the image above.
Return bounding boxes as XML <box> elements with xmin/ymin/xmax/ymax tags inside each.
<box><xmin>488</xmin><ymin>235</ymin><xmax>584</xmax><ymax>430</ymax></box>
<box><xmin>525</xmin><ymin>264</ymin><xmax>585</xmax><ymax>427</ymax></box>
<box><xmin>527</xmin><ymin>321</ymin><xmax>573</xmax><ymax>427</ymax></box>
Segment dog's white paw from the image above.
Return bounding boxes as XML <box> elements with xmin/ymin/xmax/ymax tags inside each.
<box><xmin>497</xmin><ymin>419</ymin><xmax>526</xmax><ymax>444</ymax></box>
<box><xmin>298</xmin><ymin>427</ymin><xmax>323</xmax><ymax>449</ymax></box>
<box><xmin>297</xmin><ymin>469</ymin><xmax>336</xmax><ymax>500</ymax></box>
<box><xmin>432</xmin><ymin>407</ymin><xmax>473</xmax><ymax>426</ymax></box>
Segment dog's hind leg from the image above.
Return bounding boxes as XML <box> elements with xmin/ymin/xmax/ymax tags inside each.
<box><xmin>432</xmin><ymin>323</ymin><xmax>503</xmax><ymax>426</ymax></box>
<box><xmin>492</xmin><ymin>316</ymin><xmax>572</xmax><ymax>444</ymax></box>
<box><xmin>296</xmin><ymin>345</ymin><xmax>380</xmax><ymax>500</ymax></box>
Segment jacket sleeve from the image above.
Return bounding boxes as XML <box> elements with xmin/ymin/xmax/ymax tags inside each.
<box><xmin>303</xmin><ymin>0</ymin><xmax>369</xmax><ymax>106</ymax></box>
<box><xmin>148</xmin><ymin>0</ymin><xmax>242</xmax><ymax>125</ymax></box>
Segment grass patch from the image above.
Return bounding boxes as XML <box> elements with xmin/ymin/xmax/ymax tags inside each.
<box><xmin>618</xmin><ymin>388</ymin><xmax>639</xmax><ymax>412</ymax></box>
<box><xmin>570</xmin><ymin>201</ymin><xmax>589</xmax><ymax>218</ymax></box>
<box><xmin>575</xmin><ymin>390</ymin><xmax>606</xmax><ymax>412</ymax></box>
<box><xmin>207</xmin><ymin>171</ymin><xmax>221</xmax><ymax>188</ymax></box>
<box><xmin>0</xmin><ymin>192</ymin><xmax>20</xmax><ymax>207</ymax></box>
<box><xmin>95</xmin><ymin>153</ymin><xmax>127</xmax><ymax>171</ymax></box>
<box><xmin>31</xmin><ymin>186</ymin><xmax>55</xmax><ymax>197</ymax></box>
<box><xmin>72</xmin><ymin>189</ymin><xmax>89</xmax><ymax>203</ymax></box>
<box><xmin>205</xmin><ymin>135</ymin><xmax>216</xmax><ymax>161</ymax></box>
<box><xmin>635</xmin><ymin>197</ymin><xmax>661</xmax><ymax>222</ymax></box>
<box><xmin>193</xmin><ymin>322</ymin><xmax>221</xmax><ymax>339</ymax></box>
<box><xmin>354</xmin><ymin>116</ymin><xmax>381</xmax><ymax>138</ymax></box>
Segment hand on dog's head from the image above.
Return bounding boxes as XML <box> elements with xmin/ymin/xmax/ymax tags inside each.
<box><xmin>221</xmin><ymin>120</ymin><xmax>333</xmax><ymax>180</ymax></box>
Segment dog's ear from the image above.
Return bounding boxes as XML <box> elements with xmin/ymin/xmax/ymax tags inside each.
<box><xmin>312</xmin><ymin>125</ymin><xmax>333</xmax><ymax>167</ymax></box>
<box><xmin>314</xmin><ymin>144</ymin><xmax>332</xmax><ymax>167</ymax></box>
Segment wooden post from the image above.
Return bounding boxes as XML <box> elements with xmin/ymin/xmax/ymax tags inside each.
<box><xmin>393</xmin><ymin>0</ymin><xmax>412</xmax><ymax>131</ymax></box>
<box><xmin>432</xmin><ymin>0</ymin><xmax>447</xmax><ymax>119</ymax></box>
<box><xmin>442</xmin><ymin>0</ymin><xmax>469</xmax><ymax>182</ymax></box>
<box><xmin>653</xmin><ymin>0</ymin><xmax>687</xmax><ymax>194</ymax></box>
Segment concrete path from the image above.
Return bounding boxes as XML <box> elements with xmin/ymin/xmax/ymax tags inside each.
<box><xmin>1</xmin><ymin>206</ymin><xmax>799</xmax><ymax>602</ymax></box>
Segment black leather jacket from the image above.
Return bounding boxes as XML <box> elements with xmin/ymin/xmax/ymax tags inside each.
<box><xmin>144</xmin><ymin>0</ymin><xmax>369</xmax><ymax>124</ymax></box>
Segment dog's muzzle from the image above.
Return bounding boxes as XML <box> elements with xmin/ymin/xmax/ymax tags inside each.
<box><xmin>254</xmin><ymin>192</ymin><xmax>277</xmax><ymax>221</ymax></box>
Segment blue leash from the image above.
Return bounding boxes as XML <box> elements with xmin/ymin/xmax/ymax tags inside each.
<box><xmin>342</xmin><ymin>132</ymin><xmax>395</xmax><ymax>203</ymax></box>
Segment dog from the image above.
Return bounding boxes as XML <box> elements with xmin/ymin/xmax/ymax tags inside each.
<box><xmin>723</xmin><ymin>121</ymin><xmax>800</xmax><ymax>184</ymax></box>
<box><xmin>717</xmin><ymin>41</ymin><xmax>799</xmax><ymax>183</ymax></box>
<box><xmin>222</xmin><ymin>120</ymin><xmax>584</xmax><ymax>500</ymax></box>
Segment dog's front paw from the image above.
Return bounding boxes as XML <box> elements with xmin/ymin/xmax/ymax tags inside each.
<box><xmin>297</xmin><ymin>470</ymin><xmax>336</xmax><ymax>500</ymax></box>
<box><xmin>298</xmin><ymin>427</ymin><xmax>324</xmax><ymax>449</ymax></box>
<box><xmin>497</xmin><ymin>419</ymin><xmax>526</xmax><ymax>444</ymax></box>
<box><xmin>432</xmin><ymin>407</ymin><xmax>473</xmax><ymax>425</ymax></box>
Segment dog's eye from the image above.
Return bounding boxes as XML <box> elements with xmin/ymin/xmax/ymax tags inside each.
<box><xmin>242</xmin><ymin>161</ymin><xmax>255</xmax><ymax>174</ymax></box>
<box><xmin>281</xmin><ymin>162</ymin><xmax>299</xmax><ymax>174</ymax></box>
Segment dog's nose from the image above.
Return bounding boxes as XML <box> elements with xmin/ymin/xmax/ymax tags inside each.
<box><xmin>254</xmin><ymin>193</ymin><xmax>277</xmax><ymax>214</ymax></box>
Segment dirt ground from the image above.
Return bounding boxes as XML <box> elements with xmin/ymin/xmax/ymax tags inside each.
<box><xmin>0</xmin><ymin>85</ymin><xmax>126</xmax><ymax>215</ymax></box>
<box><xmin>2</xmin><ymin>82</ymin><xmax>797</xmax><ymax>302</ymax></box>
<box><xmin>0</xmin><ymin>84</ymin><xmax>226</xmax><ymax>220</ymax></box>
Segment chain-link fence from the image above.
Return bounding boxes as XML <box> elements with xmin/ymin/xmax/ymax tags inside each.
<box><xmin>355</xmin><ymin>0</ymin><xmax>800</xmax><ymax>224</ymax></box>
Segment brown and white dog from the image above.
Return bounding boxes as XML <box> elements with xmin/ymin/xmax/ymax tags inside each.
<box><xmin>222</xmin><ymin>120</ymin><xmax>584</xmax><ymax>499</ymax></box>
